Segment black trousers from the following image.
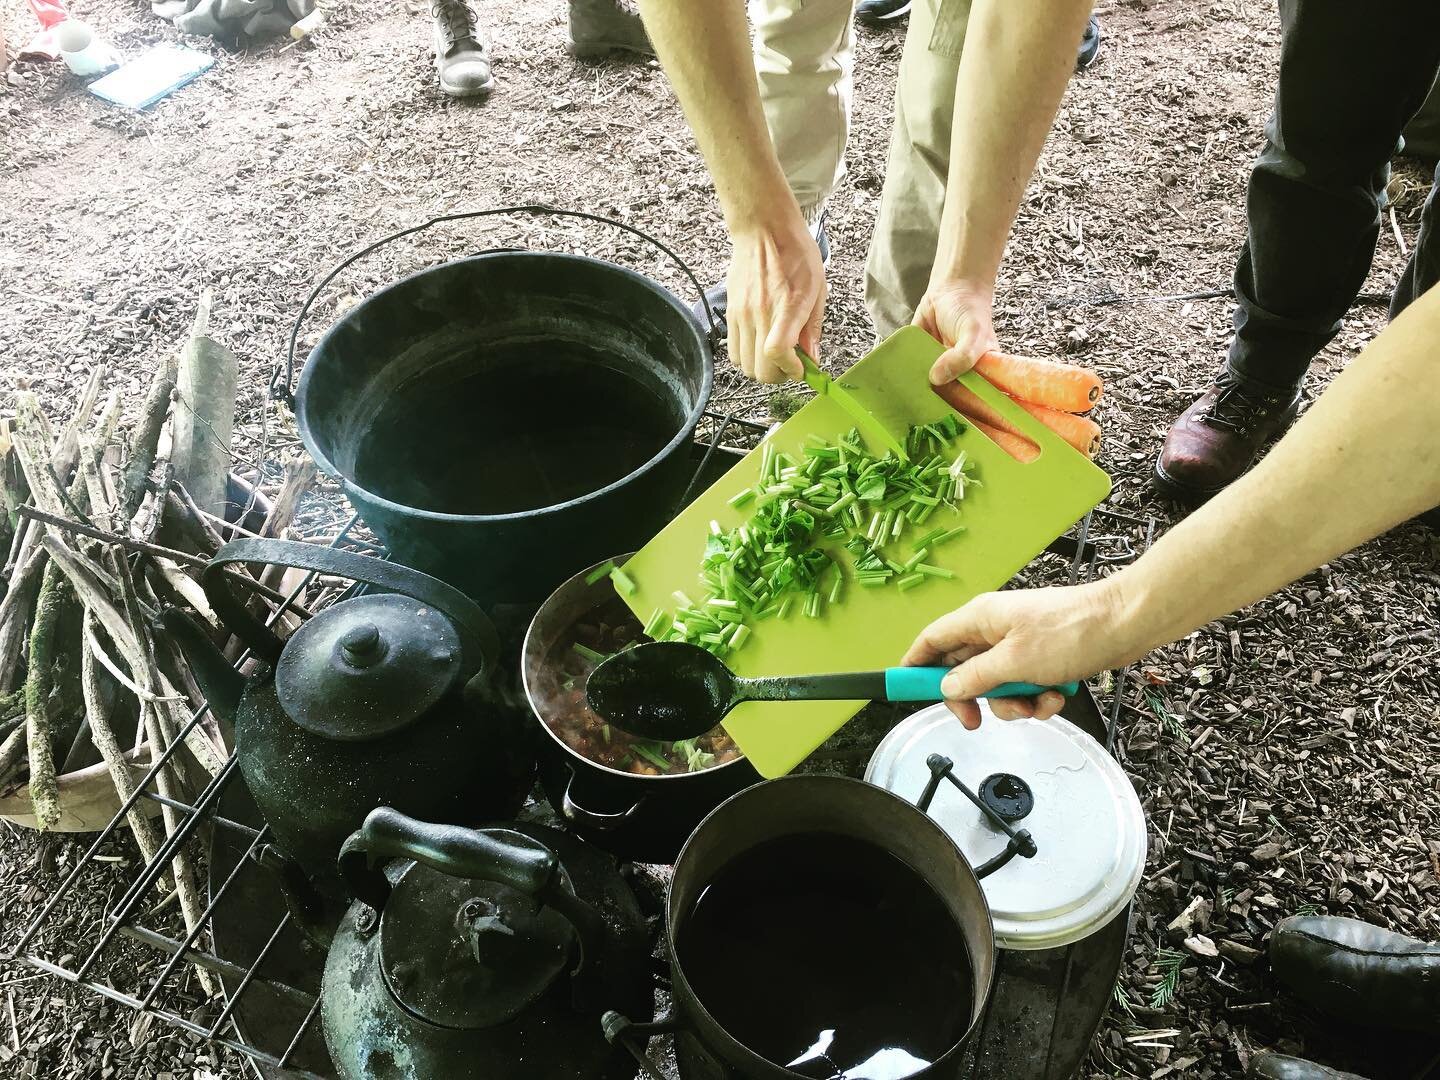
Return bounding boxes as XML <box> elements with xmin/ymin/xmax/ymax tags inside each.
<box><xmin>1228</xmin><ymin>0</ymin><xmax>1440</xmax><ymax>390</ymax></box>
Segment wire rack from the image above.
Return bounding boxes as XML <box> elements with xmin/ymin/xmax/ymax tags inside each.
<box><xmin>6</xmin><ymin>406</ymin><xmax>1156</xmax><ymax>1080</ymax></box>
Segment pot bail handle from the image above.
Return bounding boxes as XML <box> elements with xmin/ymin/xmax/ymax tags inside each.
<box><xmin>338</xmin><ymin>808</ymin><xmax>608</xmax><ymax>980</ymax></box>
<box><xmin>273</xmin><ymin>203</ymin><xmax>720</xmax><ymax>405</ymax></box>
<box><xmin>199</xmin><ymin>538</ymin><xmax>499</xmax><ymax>680</ymax></box>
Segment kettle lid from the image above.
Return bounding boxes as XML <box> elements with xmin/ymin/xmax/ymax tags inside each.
<box><xmin>276</xmin><ymin>593</ymin><xmax>463</xmax><ymax>741</ymax></box>
<box><xmin>379</xmin><ymin>831</ymin><xmax>575</xmax><ymax>1029</ymax></box>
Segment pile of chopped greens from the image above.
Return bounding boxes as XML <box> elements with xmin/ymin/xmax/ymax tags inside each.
<box><xmin>624</xmin><ymin>417</ymin><xmax>976</xmax><ymax>659</ymax></box>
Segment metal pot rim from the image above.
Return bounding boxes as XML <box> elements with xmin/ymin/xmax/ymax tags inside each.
<box><xmin>666</xmin><ymin>775</ymin><xmax>997</xmax><ymax>1074</ymax></box>
<box><xmin>295</xmin><ymin>250</ymin><xmax>715</xmax><ymax>525</ymax></box>
<box><xmin>522</xmin><ymin>554</ymin><xmax>749</xmax><ymax>782</ymax></box>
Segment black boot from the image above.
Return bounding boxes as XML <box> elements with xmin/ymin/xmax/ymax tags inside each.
<box><xmin>1077</xmin><ymin>16</ymin><xmax>1101</xmax><ymax>69</ymax></box>
<box><xmin>693</xmin><ymin>216</ymin><xmax>830</xmax><ymax>339</ymax></box>
<box><xmin>1270</xmin><ymin>915</ymin><xmax>1440</xmax><ymax>1034</ymax></box>
<box><xmin>1248</xmin><ymin>1052</ymin><xmax>1371</xmax><ymax>1080</ymax></box>
<box><xmin>855</xmin><ymin>0</ymin><xmax>910</xmax><ymax>27</ymax></box>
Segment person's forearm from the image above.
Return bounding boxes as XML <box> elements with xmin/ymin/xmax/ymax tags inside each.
<box><xmin>930</xmin><ymin>0</ymin><xmax>1092</xmax><ymax>288</ymax></box>
<box><xmin>1107</xmin><ymin>289</ymin><xmax>1440</xmax><ymax>661</ymax></box>
<box><xmin>639</xmin><ymin>1</ymin><xmax>800</xmax><ymax>234</ymax></box>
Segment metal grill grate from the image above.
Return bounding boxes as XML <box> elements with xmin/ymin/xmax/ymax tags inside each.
<box><xmin>7</xmin><ymin>409</ymin><xmax>1156</xmax><ymax>1078</ymax></box>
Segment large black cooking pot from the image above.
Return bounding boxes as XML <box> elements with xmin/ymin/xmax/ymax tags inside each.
<box><xmin>522</xmin><ymin>555</ymin><xmax>762</xmax><ymax>865</ymax></box>
<box><xmin>282</xmin><ymin>207</ymin><xmax>715</xmax><ymax>607</ymax></box>
<box><xmin>659</xmin><ymin>776</ymin><xmax>997</xmax><ymax>1080</ymax></box>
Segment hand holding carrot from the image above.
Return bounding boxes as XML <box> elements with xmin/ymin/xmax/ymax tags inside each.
<box><xmin>913</xmin><ymin>281</ymin><xmax>1000</xmax><ymax>384</ymax></box>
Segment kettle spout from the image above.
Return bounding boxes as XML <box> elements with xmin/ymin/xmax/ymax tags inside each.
<box><xmin>161</xmin><ymin>607</ymin><xmax>244</xmax><ymax>722</ymax></box>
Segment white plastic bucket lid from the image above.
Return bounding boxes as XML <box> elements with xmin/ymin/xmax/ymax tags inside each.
<box><xmin>865</xmin><ymin>702</ymin><xmax>1146</xmax><ymax>951</ymax></box>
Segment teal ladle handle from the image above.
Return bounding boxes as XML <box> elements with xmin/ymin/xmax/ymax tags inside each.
<box><xmin>883</xmin><ymin>667</ymin><xmax>1080</xmax><ymax>702</ymax></box>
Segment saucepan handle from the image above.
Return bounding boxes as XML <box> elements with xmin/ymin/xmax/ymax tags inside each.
<box><xmin>561</xmin><ymin>768</ymin><xmax>646</xmax><ymax>832</ymax></box>
<box><xmin>201</xmin><ymin>537</ymin><xmax>499</xmax><ymax>682</ymax></box>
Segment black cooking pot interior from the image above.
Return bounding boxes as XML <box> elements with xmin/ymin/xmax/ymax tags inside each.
<box><xmin>666</xmin><ymin>776</ymin><xmax>996</xmax><ymax>1080</ymax></box>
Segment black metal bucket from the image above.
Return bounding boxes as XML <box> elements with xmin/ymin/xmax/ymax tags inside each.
<box><xmin>279</xmin><ymin>206</ymin><xmax>716</xmax><ymax>606</ymax></box>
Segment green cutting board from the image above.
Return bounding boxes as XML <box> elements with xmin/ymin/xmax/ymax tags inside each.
<box><xmin>620</xmin><ymin>327</ymin><xmax>1111</xmax><ymax>777</ymax></box>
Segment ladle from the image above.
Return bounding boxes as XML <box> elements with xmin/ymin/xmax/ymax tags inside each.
<box><xmin>585</xmin><ymin>641</ymin><xmax>1078</xmax><ymax>742</ymax></box>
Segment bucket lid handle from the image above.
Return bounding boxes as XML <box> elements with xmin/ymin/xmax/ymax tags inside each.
<box><xmin>271</xmin><ymin>204</ymin><xmax>720</xmax><ymax>407</ymax></box>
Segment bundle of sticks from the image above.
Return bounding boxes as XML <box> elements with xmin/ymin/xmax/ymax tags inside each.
<box><xmin>0</xmin><ymin>295</ymin><xmax>317</xmax><ymax>994</ymax></box>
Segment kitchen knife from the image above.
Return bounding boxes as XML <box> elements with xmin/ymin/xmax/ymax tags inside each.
<box><xmin>798</xmin><ymin>350</ymin><xmax>909</xmax><ymax>460</ymax></box>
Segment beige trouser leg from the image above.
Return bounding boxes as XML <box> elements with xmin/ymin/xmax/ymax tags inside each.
<box><xmin>864</xmin><ymin>0</ymin><xmax>971</xmax><ymax>335</ymax></box>
<box><xmin>750</xmin><ymin>0</ymin><xmax>855</xmax><ymax>223</ymax></box>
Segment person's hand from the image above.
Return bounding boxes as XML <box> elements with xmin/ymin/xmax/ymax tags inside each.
<box><xmin>913</xmin><ymin>280</ymin><xmax>999</xmax><ymax>385</ymax></box>
<box><xmin>726</xmin><ymin>218</ymin><xmax>826</xmax><ymax>384</ymax></box>
<box><xmin>902</xmin><ymin>581</ymin><xmax>1137</xmax><ymax>730</ymax></box>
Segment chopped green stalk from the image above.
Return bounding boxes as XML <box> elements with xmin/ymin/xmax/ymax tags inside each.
<box><xmin>934</xmin><ymin>526</ymin><xmax>967</xmax><ymax>545</ymax></box>
<box><xmin>707</xmin><ymin>597</ymin><xmax>740</xmax><ymax>609</ymax></box>
<box><xmin>913</xmin><ymin>528</ymin><xmax>946</xmax><ymax>550</ymax></box>
<box><xmin>884</xmin><ymin>558</ymin><xmax>907</xmax><ymax>574</ymax></box>
<box><xmin>710</xmin><ymin>519</ymin><xmax>723</xmax><ymax>536</ymax></box>
<box><xmin>828</xmin><ymin>491</ymin><xmax>857</xmax><ymax>514</ymax></box>
<box><xmin>777</xmin><ymin>596</ymin><xmax>795</xmax><ymax>619</ymax></box>
<box><xmin>601</xmin><ymin>724</ymin><xmax>611</xmax><ymax>744</ymax></box>
<box><xmin>585</xmin><ymin>560</ymin><xmax>617</xmax><ymax>586</ymax></box>
<box><xmin>804</xmin><ymin>592</ymin><xmax>822</xmax><ymax>618</ymax></box>
<box><xmin>866</xmin><ymin>511</ymin><xmax>882</xmax><ymax>542</ymax></box>
<box><xmin>730</xmin><ymin>624</ymin><xmax>751</xmax><ymax>649</ymax></box>
<box><xmin>915</xmin><ymin>503</ymin><xmax>937</xmax><ymax>525</ymax></box>
<box><xmin>673</xmin><ymin>590</ymin><xmax>694</xmax><ymax>608</ymax></box>
<box><xmin>910</xmin><ymin>493</ymin><xmax>939</xmax><ymax>507</ymax></box>
<box><xmin>859</xmin><ymin>576</ymin><xmax>890</xmax><ymax>588</ymax></box>
<box><xmin>890</xmin><ymin>513</ymin><xmax>904</xmax><ymax>540</ymax></box>
<box><xmin>903</xmin><ymin>549</ymin><xmax>928</xmax><ymax>572</ymax></box>
<box><xmin>828</xmin><ymin>573</ymin><xmax>843</xmax><ymax>605</ymax></box>
<box><xmin>610</xmin><ymin>567</ymin><xmax>638</xmax><ymax>596</ymax></box>
<box><xmin>700</xmin><ymin>631</ymin><xmax>728</xmax><ymax>645</ymax></box>
<box><xmin>572</xmin><ymin>642</ymin><xmax>610</xmax><ymax>665</ymax></box>
<box><xmin>897</xmin><ymin>573</ymin><xmax>926</xmax><ymax>592</ymax></box>
<box><xmin>634</xmin><ymin>744</ymin><xmax>672</xmax><ymax>770</ymax></box>
<box><xmin>917</xmin><ymin>564</ymin><xmax>954</xmax><ymax>578</ymax></box>
<box><xmin>729</xmin><ymin>489</ymin><xmax>755</xmax><ymax>508</ymax></box>
<box><xmin>644</xmin><ymin>609</ymin><xmax>671</xmax><ymax>639</ymax></box>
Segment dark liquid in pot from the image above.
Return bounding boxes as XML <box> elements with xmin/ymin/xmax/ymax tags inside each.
<box><xmin>678</xmin><ymin>832</ymin><xmax>973</xmax><ymax>1079</ymax></box>
<box><xmin>351</xmin><ymin>344</ymin><xmax>682</xmax><ymax>515</ymax></box>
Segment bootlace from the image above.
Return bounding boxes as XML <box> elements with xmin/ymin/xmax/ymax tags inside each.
<box><xmin>1198</xmin><ymin>369</ymin><xmax>1291</xmax><ymax>435</ymax></box>
<box><xmin>431</xmin><ymin>0</ymin><xmax>479</xmax><ymax>47</ymax></box>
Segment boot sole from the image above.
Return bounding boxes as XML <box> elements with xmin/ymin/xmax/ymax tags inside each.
<box><xmin>1151</xmin><ymin>396</ymin><xmax>1301</xmax><ymax>505</ymax></box>
<box><xmin>566</xmin><ymin>40</ymin><xmax>654</xmax><ymax>61</ymax></box>
<box><xmin>439</xmin><ymin>78</ymin><xmax>495</xmax><ymax>98</ymax></box>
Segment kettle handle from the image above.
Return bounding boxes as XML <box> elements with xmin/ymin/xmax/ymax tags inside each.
<box><xmin>339</xmin><ymin>808</ymin><xmax>607</xmax><ymax>979</ymax></box>
<box><xmin>201</xmin><ymin>538</ymin><xmax>499</xmax><ymax>680</ymax></box>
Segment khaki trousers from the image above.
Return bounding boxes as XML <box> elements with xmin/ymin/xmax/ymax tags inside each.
<box><xmin>750</xmin><ymin>0</ymin><xmax>970</xmax><ymax>333</ymax></box>
<box><xmin>751</xmin><ymin>0</ymin><xmax>855</xmax><ymax>224</ymax></box>
<box><xmin>864</xmin><ymin>0</ymin><xmax>971</xmax><ymax>335</ymax></box>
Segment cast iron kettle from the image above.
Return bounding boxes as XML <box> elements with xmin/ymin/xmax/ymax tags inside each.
<box><xmin>163</xmin><ymin>538</ymin><xmax>532</xmax><ymax>919</ymax></box>
<box><xmin>321</xmin><ymin>807</ymin><xmax>652</xmax><ymax>1079</ymax></box>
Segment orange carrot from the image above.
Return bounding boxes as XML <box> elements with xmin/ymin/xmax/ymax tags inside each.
<box><xmin>1009</xmin><ymin>397</ymin><xmax>1102</xmax><ymax>458</ymax></box>
<box><xmin>966</xmin><ymin>418</ymin><xmax>1039</xmax><ymax>464</ymax></box>
<box><xmin>931</xmin><ymin>379</ymin><xmax>1101</xmax><ymax>458</ymax></box>
<box><xmin>974</xmin><ymin>352</ymin><xmax>1103</xmax><ymax>414</ymax></box>
<box><xmin>931</xmin><ymin>379</ymin><xmax>1018</xmax><ymax>436</ymax></box>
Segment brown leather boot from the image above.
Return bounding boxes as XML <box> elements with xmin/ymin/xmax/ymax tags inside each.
<box><xmin>1248</xmin><ymin>1052</ymin><xmax>1370</xmax><ymax>1080</ymax></box>
<box><xmin>1270</xmin><ymin>915</ymin><xmax>1440</xmax><ymax>1033</ymax></box>
<box><xmin>566</xmin><ymin>0</ymin><xmax>653</xmax><ymax>60</ymax></box>
<box><xmin>1153</xmin><ymin>368</ymin><xmax>1301</xmax><ymax>503</ymax></box>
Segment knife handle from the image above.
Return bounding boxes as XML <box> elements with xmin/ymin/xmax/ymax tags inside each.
<box><xmin>883</xmin><ymin>668</ymin><xmax>1080</xmax><ymax>702</ymax></box>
